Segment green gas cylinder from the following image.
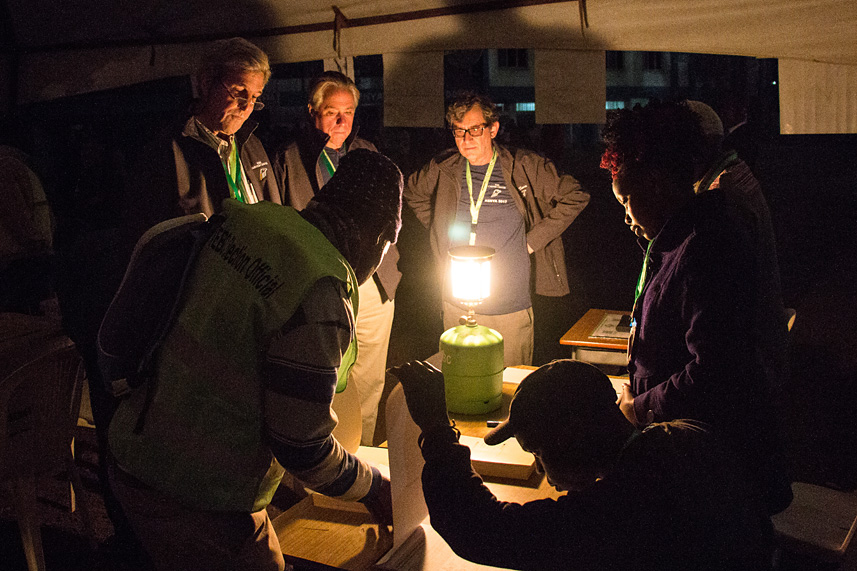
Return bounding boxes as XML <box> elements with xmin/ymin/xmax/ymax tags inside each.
<box><xmin>440</xmin><ymin>322</ymin><xmax>504</xmax><ymax>414</ymax></box>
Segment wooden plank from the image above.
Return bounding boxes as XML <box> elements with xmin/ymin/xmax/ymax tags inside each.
<box><xmin>274</xmin><ymin>494</ymin><xmax>393</xmax><ymax>571</ymax></box>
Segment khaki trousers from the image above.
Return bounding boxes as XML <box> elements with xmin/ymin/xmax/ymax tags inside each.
<box><xmin>351</xmin><ymin>278</ymin><xmax>396</xmax><ymax>445</ymax></box>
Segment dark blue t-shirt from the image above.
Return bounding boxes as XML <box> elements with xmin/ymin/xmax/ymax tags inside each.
<box><xmin>446</xmin><ymin>163</ymin><xmax>531</xmax><ymax>315</ymax></box>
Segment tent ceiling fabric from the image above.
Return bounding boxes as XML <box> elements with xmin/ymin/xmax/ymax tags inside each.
<box><xmin>779</xmin><ymin>59</ymin><xmax>857</xmax><ymax>134</ymax></box>
<box><xmin>4</xmin><ymin>0</ymin><xmax>857</xmax><ymax>105</ymax></box>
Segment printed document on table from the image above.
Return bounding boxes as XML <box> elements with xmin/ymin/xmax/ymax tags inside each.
<box><xmin>590</xmin><ymin>313</ymin><xmax>631</xmax><ymax>339</ymax></box>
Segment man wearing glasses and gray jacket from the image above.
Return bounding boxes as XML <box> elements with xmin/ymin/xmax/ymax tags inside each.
<box><xmin>127</xmin><ymin>37</ymin><xmax>281</xmax><ymax>239</ymax></box>
<box><xmin>404</xmin><ymin>92</ymin><xmax>590</xmax><ymax>366</ymax></box>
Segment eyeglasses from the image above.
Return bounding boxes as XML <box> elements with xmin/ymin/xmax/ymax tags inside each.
<box><xmin>220</xmin><ymin>81</ymin><xmax>264</xmax><ymax>111</ymax></box>
<box><xmin>450</xmin><ymin>124</ymin><xmax>488</xmax><ymax>138</ymax></box>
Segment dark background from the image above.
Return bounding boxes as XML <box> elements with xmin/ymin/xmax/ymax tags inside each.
<box><xmin>1</xmin><ymin>49</ymin><xmax>856</xmax><ymax>569</ymax></box>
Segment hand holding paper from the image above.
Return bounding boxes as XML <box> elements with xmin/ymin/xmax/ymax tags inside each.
<box><xmin>387</xmin><ymin>360</ymin><xmax>451</xmax><ymax>433</ymax></box>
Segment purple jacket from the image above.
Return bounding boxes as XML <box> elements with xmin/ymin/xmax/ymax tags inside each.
<box><xmin>629</xmin><ymin>189</ymin><xmax>792</xmax><ymax>514</ymax></box>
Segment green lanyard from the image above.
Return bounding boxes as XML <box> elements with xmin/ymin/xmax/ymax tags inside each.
<box><xmin>695</xmin><ymin>150</ymin><xmax>739</xmax><ymax>195</ymax></box>
<box><xmin>222</xmin><ymin>140</ymin><xmax>245</xmax><ymax>203</ymax></box>
<box><xmin>321</xmin><ymin>149</ymin><xmax>337</xmax><ymax>180</ymax></box>
<box><xmin>464</xmin><ymin>149</ymin><xmax>498</xmax><ymax>246</ymax></box>
<box><xmin>631</xmin><ymin>239</ymin><xmax>654</xmax><ymax>327</ymax></box>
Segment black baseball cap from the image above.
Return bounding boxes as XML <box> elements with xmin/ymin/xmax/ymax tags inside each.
<box><xmin>484</xmin><ymin>360</ymin><xmax>619</xmax><ymax>448</ymax></box>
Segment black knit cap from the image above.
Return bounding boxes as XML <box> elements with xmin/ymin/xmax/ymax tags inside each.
<box><xmin>302</xmin><ymin>148</ymin><xmax>403</xmax><ymax>284</ymax></box>
<box><xmin>312</xmin><ymin>148</ymin><xmax>403</xmax><ymax>244</ymax></box>
<box><xmin>484</xmin><ymin>360</ymin><xmax>619</xmax><ymax>449</ymax></box>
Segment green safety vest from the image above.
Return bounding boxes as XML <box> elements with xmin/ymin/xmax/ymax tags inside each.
<box><xmin>109</xmin><ymin>199</ymin><xmax>358</xmax><ymax>512</ymax></box>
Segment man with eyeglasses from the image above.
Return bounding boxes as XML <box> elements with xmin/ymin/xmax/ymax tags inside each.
<box><xmin>126</xmin><ymin>37</ymin><xmax>280</xmax><ymax>238</ymax></box>
<box><xmin>404</xmin><ymin>92</ymin><xmax>590</xmax><ymax>366</ymax></box>
<box><xmin>73</xmin><ymin>38</ymin><xmax>281</xmax><ymax>567</ymax></box>
<box><xmin>273</xmin><ymin>71</ymin><xmax>400</xmax><ymax>447</ymax></box>
<box><xmin>108</xmin><ymin>150</ymin><xmax>400</xmax><ymax>571</ymax></box>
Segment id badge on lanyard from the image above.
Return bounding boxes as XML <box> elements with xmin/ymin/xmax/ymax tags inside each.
<box><xmin>465</xmin><ymin>149</ymin><xmax>498</xmax><ymax>245</ymax></box>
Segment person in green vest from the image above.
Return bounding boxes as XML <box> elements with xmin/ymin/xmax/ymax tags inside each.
<box><xmin>275</xmin><ymin>70</ymin><xmax>401</xmax><ymax>447</ymax></box>
<box><xmin>108</xmin><ymin>148</ymin><xmax>402</xmax><ymax>571</ymax></box>
<box><xmin>59</xmin><ymin>39</ymin><xmax>281</xmax><ymax>567</ymax></box>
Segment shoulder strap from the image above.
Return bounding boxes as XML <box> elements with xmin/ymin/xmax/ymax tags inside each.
<box><xmin>134</xmin><ymin>213</ymin><xmax>225</xmax><ymax>385</ymax></box>
<box><xmin>132</xmin><ymin>214</ymin><xmax>225</xmax><ymax>433</ymax></box>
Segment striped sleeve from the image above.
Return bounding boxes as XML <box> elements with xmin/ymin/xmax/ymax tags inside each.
<box><xmin>262</xmin><ymin>276</ymin><xmax>379</xmax><ymax>502</ymax></box>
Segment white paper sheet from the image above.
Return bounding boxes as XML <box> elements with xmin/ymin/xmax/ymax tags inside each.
<box><xmin>378</xmin><ymin>384</ymin><xmax>513</xmax><ymax>570</ymax></box>
<box><xmin>500</xmin><ymin>366</ymin><xmax>532</xmax><ymax>385</ymax></box>
<box><xmin>382</xmin><ymin>384</ymin><xmax>429</xmax><ymax>555</ymax></box>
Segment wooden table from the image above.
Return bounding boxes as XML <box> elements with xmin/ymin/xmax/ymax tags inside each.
<box><xmin>559</xmin><ymin>308</ymin><xmax>631</xmax><ymax>366</ymax></box>
<box><xmin>273</xmin><ymin>367</ymin><xmax>629</xmax><ymax>570</ymax></box>
<box><xmin>272</xmin><ymin>491</ymin><xmax>393</xmax><ymax>571</ymax></box>
<box><xmin>273</xmin><ymin>368</ymin><xmax>559</xmax><ymax>570</ymax></box>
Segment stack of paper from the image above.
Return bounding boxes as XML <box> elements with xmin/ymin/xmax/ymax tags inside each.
<box><xmin>590</xmin><ymin>313</ymin><xmax>632</xmax><ymax>339</ymax></box>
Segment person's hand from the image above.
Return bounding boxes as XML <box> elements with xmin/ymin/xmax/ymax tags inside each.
<box><xmin>362</xmin><ymin>474</ymin><xmax>393</xmax><ymax>527</ymax></box>
<box><xmin>618</xmin><ymin>383</ymin><xmax>639</xmax><ymax>426</ymax></box>
<box><xmin>387</xmin><ymin>360</ymin><xmax>451</xmax><ymax>433</ymax></box>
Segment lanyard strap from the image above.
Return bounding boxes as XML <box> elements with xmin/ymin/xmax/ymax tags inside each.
<box><xmin>631</xmin><ymin>239</ymin><xmax>654</xmax><ymax>327</ymax></box>
<box><xmin>465</xmin><ymin>149</ymin><xmax>498</xmax><ymax>245</ymax></box>
<box><xmin>695</xmin><ymin>150</ymin><xmax>739</xmax><ymax>195</ymax></box>
<box><xmin>321</xmin><ymin>149</ymin><xmax>337</xmax><ymax>181</ymax></box>
<box><xmin>222</xmin><ymin>140</ymin><xmax>245</xmax><ymax>203</ymax></box>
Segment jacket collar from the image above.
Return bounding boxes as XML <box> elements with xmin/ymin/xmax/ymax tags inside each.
<box><xmin>436</xmin><ymin>141</ymin><xmax>513</xmax><ymax>177</ymax></box>
<box><xmin>695</xmin><ymin>150</ymin><xmax>740</xmax><ymax>195</ymax></box>
<box><xmin>301</xmin><ymin>123</ymin><xmax>362</xmax><ymax>155</ymax></box>
<box><xmin>183</xmin><ymin>115</ymin><xmax>258</xmax><ymax>149</ymax></box>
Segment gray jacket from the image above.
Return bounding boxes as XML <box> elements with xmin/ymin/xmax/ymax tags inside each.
<box><xmin>404</xmin><ymin>143</ymin><xmax>590</xmax><ymax>297</ymax></box>
<box><xmin>126</xmin><ymin>117</ymin><xmax>280</xmax><ymax>240</ymax></box>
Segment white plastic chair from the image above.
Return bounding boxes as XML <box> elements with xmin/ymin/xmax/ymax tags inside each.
<box><xmin>0</xmin><ymin>338</ymin><xmax>95</xmax><ymax>571</ymax></box>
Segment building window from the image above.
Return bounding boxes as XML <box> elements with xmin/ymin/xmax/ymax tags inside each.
<box><xmin>606</xmin><ymin>51</ymin><xmax>624</xmax><ymax>71</ymax></box>
<box><xmin>498</xmin><ymin>49</ymin><xmax>529</xmax><ymax>69</ymax></box>
<box><xmin>606</xmin><ymin>101</ymin><xmax>626</xmax><ymax>110</ymax></box>
<box><xmin>515</xmin><ymin>102</ymin><xmax>535</xmax><ymax>112</ymax></box>
<box><xmin>643</xmin><ymin>52</ymin><xmax>663</xmax><ymax>71</ymax></box>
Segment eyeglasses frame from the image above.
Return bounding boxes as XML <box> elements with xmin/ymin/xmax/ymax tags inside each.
<box><xmin>219</xmin><ymin>80</ymin><xmax>265</xmax><ymax>111</ymax></box>
<box><xmin>450</xmin><ymin>123</ymin><xmax>489</xmax><ymax>139</ymax></box>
